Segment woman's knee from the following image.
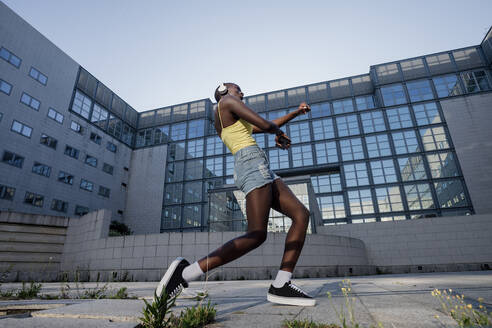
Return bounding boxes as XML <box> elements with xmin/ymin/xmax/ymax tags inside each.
<box><xmin>294</xmin><ymin>207</ymin><xmax>310</xmax><ymax>226</ymax></box>
<box><xmin>246</xmin><ymin>230</ymin><xmax>267</xmax><ymax>248</ymax></box>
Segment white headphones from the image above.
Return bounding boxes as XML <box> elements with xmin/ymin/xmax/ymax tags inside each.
<box><xmin>217</xmin><ymin>83</ymin><xmax>228</xmax><ymax>96</ymax></box>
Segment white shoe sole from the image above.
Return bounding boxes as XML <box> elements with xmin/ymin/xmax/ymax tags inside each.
<box><xmin>267</xmin><ymin>293</ymin><xmax>316</xmax><ymax>306</ymax></box>
<box><xmin>155</xmin><ymin>257</ymin><xmax>184</xmax><ymax>301</ymax></box>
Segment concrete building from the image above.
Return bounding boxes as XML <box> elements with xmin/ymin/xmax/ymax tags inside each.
<box><xmin>1</xmin><ymin>2</ymin><xmax>492</xmax><ymax>238</ymax></box>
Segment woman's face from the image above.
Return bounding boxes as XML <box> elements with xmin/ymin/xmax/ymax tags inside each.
<box><xmin>229</xmin><ymin>84</ymin><xmax>244</xmax><ymax>100</ymax></box>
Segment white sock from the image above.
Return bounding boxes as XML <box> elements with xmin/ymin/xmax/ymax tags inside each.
<box><xmin>272</xmin><ymin>270</ymin><xmax>292</xmax><ymax>288</ymax></box>
<box><xmin>182</xmin><ymin>261</ymin><xmax>204</xmax><ymax>282</ymax></box>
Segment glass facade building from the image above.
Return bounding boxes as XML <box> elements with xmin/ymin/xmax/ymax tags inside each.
<box><xmin>66</xmin><ymin>44</ymin><xmax>491</xmax><ymax>232</ymax></box>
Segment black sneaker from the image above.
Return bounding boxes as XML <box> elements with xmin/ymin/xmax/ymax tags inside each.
<box><xmin>155</xmin><ymin>257</ymin><xmax>190</xmax><ymax>301</ymax></box>
<box><xmin>267</xmin><ymin>281</ymin><xmax>316</xmax><ymax>306</ymax></box>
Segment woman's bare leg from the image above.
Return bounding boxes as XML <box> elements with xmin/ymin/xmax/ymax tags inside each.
<box><xmin>271</xmin><ymin>178</ymin><xmax>310</xmax><ymax>273</ymax></box>
<box><xmin>197</xmin><ymin>183</ymin><xmax>272</xmax><ymax>272</ymax></box>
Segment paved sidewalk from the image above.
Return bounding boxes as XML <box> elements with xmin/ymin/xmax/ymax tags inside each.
<box><xmin>1</xmin><ymin>271</ymin><xmax>491</xmax><ymax>327</ymax></box>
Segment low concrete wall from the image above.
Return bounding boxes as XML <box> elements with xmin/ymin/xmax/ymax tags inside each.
<box><xmin>0</xmin><ymin>211</ymin><xmax>68</xmax><ymax>282</ymax></box>
<box><xmin>61</xmin><ymin>210</ymin><xmax>372</xmax><ymax>282</ymax></box>
<box><xmin>318</xmin><ymin>214</ymin><xmax>492</xmax><ymax>274</ymax></box>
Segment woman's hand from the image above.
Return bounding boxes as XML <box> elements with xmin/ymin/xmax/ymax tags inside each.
<box><xmin>275</xmin><ymin>132</ymin><xmax>291</xmax><ymax>150</ymax></box>
<box><xmin>297</xmin><ymin>102</ymin><xmax>311</xmax><ymax>115</ymax></box>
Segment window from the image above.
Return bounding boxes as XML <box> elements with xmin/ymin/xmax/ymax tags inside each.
<box><xmin>289</xmin><ymin>122</ymin><xmax>310</xmax><ymax>143</ymax></box>
<box><xmin>164</xmin><ymin>183</ymin><xmax>183</xmax><ymax>205</ymax></box>
<box><xmin>106</xmin><ymin>141</ymin><xmax>117</xmax><ymax>153</ymax></box>
<box><xmin>85</xmin><ymin>155</ymin><xmax>97</xmax><ymax>167</ymax></box>
<box><xmin>80</xmin><ymin>179</ymin><xmax>94</xmax><ymax>192</ymax></box>
<box><xmin>75</xmin><ymin>205</ymin><xmax>89</xmax><ymax>216</ymax></box>
<box><xmin>90</xmin><ymin>132</ymin><xmax>102</xmax><ymax>144</ymax></box>
<box><xmin>406</xmin><ymin>80</ymin><xmax>434</xmax><ymax>102</ymax></box>
<box><xmin>370</xmin><ymin>159</ymin><xmax>397</xmax><ymax>184</ymax></box>
<box><xmin>11</xmin><ymin>120</ymin><xmax>32</xmax><ymax>138</ymax></box>
<box><xmin>24</xmin><ymin>192</ymin><xmax>44</xmax><ymax>207</ymax></box>
<box><xmin>102</xmin><ymin>163</ymin><xmax>114</xmax><ymax>175</ymax></box>
<box><xmin>136</xmin><ymin>128</ymin><xmax>153</xmax><ymax>147</ymax></box>
<box><xmin>426</xmin><ymin>152</ymin><xmax>459</xmax><ymax>178</ymax></box>
<box><xmin>310</xmin><ymin>102</ymin><xmax>330</xmax><ymax>118</ymax></box>
<box><xmin>205</xmin><ymin>157</ymin><xmax>223</xmax><ymax>178</ymax></box>
<box><xmin>187</xmin><ymin>119</ymin><xmax>205</xmax><ymax>138</ymax></box>
<box><xmin>206</xmin><ymin>136</ymin><xmax>223</xmax><ymax>156</ymax></box>
<box><xmin>318</xmin><ymin>195</ymin><xmax>346</xmax><ymax>220</ymax></box>
<box><xmin>269</xmin><ymin>148</ymin><xmax>289</xmax><ymax>170</ymax></box>
<box><xmin>64</xmin><ymin>145</ymin><xmax>79</xmax><ymax>159</ymax></box>
<box><xmin>0</xmin><ymin>79</ymin><xmax>12</xmax><ymax>95</ymax></box>
<box><xmin>154</xmin><ymin>125</ymin><xmax>169</xmax><ymax>144</ymax></box>
<box><xmin>0</xmin><ymin>47</ymin><xmax>21</xmax><ymax>68</ymax></box>
<box><xmin>432</xmin><ymin>74</ymin><xmax>462</xmax><ymax>97</ymax></box>
<box><xmin>360</xmin><ymin>111</ymin><xmax>385</xmax><ymax>133</ymax></box>
<box><xmin>355</xmin><ymin>95</ymin><xmax>375</xmax><ymax>111</ymax></box>
<box><xmin>108</xmin><ymin>115</ymin><xmax>122</xmax><ymax>139</ymax></box>
<box><xmin>404</xmin><ymin>183</ymin><xmax>434</xmax><ymax>210</ymax></box>
<box><xmin>0</xmin><ymin>184</ymin><xmax>15</xmax><ymax>200</ymax></box>
<box><xmin>29</xmin><ymin>67</ymin><xmax>48</xmax><ymax>85</ymax></box>
<box><xmin>32</xmin><ymin>162</ymin><xmax>51</xmax><ymax>177</ymax></box>
<box><xmin>344</xmin><ymin>162</ymin><xmax>369</xmax><ymax>187</ymax></box>
<box><xmin>91</xmin><ymin>103</ymin><xmax>108</xmax><ymax>129</ymax></box>
<box><xmin>332</xmin><ymin>98</ymin><xmax>354</xmax><ymax>114</ymax></box>
<box><xmin>166</xmin><ymin>161</ymin><xmax>184</xmax><ymax>182</ymax></box>
<box><xmin>314</xmin><ymin>141</ymin><xmax>338</xmax><ymax>164</ymax></box>
<box><xmin>71</xmin><ymin>90</ymin><xmax>92</xmax><ymax>119</ymax></box>
<box><xmin>434</xmin><ymin>179</ymin><xmax>468</xmax><ymax>208</ymax></box>
<box><xmin>312</xmin><ymin>118</ymin><xmax>335</xmax><ymax>140</ymax></box>
<box><xmin>20</xmin><ymin>92</ymin><xmax>40</xmax><ymax>110</ymax></box>
<box><xmin>347</xmin><ymin>189</ymin><xmax>374</xmax><ymax>215</ymax></box>
<box><xmin>381</xmin><ymin>215</ymin><xmax>406</xmax><ymax>222</ymax></box>
<box><xmin>398</xmin><ymin>155</ymin><xmax>427</xmax><ymax>181</ymax></box>
<box><xmin>184</xmin><ymin>181</ymin><xmax>202</xmax><ymax>203</ymax></box>
<box><xmin>461</xmin><ymin>70</ymin><xmax>490</xmax><ymax>93</ymax></box>
<box><xmin>340</xmin><ymin>138</ymin><xmax>364</xmax><ymax>161</ymax></box>
<box><xmin>58</xmin><ymin>171</ymin><xmax>74</xmax><ymax>185</ymax></box>
<box><xmin>185</xmin><ymin>159</ymin><xmax>203</xmax><ymax>180</ymax></box>
<box><xmin>268</xmin><ymin>109</ymin><xmax>287</xmax><ymax>120</ymax></box>
<box><xmin>40</xmin><ymin>134</ymin><xmax>57</xmax><ymax>149</ymax></box>
<box><xmin>98</xmin><ymin>186</ymin><xmax>111</xmax><ymax>198</ymax></box>
<box><xmin>311</xmin><ymin>173</ymin><xmax>342</xmax><ymax>193</ymax></box>
<box><xmin>254</xmin><ymin>134</ymin><xmax>265</xmax><ymax>149</ymax></box>
<box><xmin>375</xmin><ymin>186</ymin><xmax>404</xmax><ymax>212</ymax></box>
<box><xmin>186</xmin><ymin>138</ymin><xmax>204</xmax><ymax>159</ymax></box>
<box><xmin>170</xmin><ymin>121</ymin><xmax>186</xmax><ymax>141</ymax></box>
<box><xmin>336</xmin><ymin>115</ymin><xmax>359</xmax><ymax>137</ymax></box>
<box><xmin>70</xmin><ymin>121</ymin><xmax>83</xmax><ymax>134</ymax></box>
<box><xmin>2</xmin><ymin>151</ymin><xmax>24</xmax><ymax>168</ymax></box>
<box><xmin>292</xmin><ymin>144</ymin><xmax>313</xmax><ymax>167</ymax></box>
<box><xmin>381</xmin><ymin>84</ymin><xmax>406</xmax><ymax>106</ymax></box>
<box><xmin>386</xmin><ymin>106</ymin><xmax>413</xmax><ymax>129</ymax></box>
<box><xmin>365</xmin><ymin>134</ymin><xmax>392</xmax><ymax>158</ymax></box>
<box><xmin>352</xmin><ymin>218</ymin><xmax>376</xmax><ymax>224</ymax></box>
<box><xmin>225</xmin><ymin>155</ymin><xmax>234</xmax><ymax>176</ymax></box>
<box><xmin>392</xmin><ymin>130</ymin><xmax>420</xmax><ymax>154</ymax></box>
<box><xmin>47</xmin><ymin>108</ymin><xmax>64</xmax><ymax>124</ymax></box>
<box><xmin>419</xmin><ymin>126</ymin><xmax>449</xmax><ymax>151</ymax></box>
<box><xmin>168</xmin><ymin>142</ymin><xmax>186</xmax><ymax>161</ymax></box>
<box><xmin>51</xmin><ymin>199</ymin><xmax>68</xmax><ymax>213</ymax></box>
<box><xmin>412</xmin><ymin>102</ymin><xmax>441</xmax><ymax>126</ymax></box>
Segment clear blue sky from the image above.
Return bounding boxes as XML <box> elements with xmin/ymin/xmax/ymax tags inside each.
<box><xmin>3</xmin><ymin>0</ymin><xmax>491</xmax><ymax>111</ymax></box>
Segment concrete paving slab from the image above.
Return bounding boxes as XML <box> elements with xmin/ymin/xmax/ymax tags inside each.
<box><xmin>31</xmin><ymin>299</ymin><xmax>143</xmax><ymax>322</ymax></box>
<box><xmin>0</xmin><ymin>271</ymin><xmax>490</xmax><ymax>327</ymax></box>
<box><xmin>0</xmin><ymin>317</ymin><xmax>137</xmax><ymax>328</ymax></box>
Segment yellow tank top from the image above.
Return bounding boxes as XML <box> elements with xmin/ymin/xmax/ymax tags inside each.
<box><xmin>218</xmin><ymin>103</ymin><xmax>257</xmax><ymax>154</ymax></box>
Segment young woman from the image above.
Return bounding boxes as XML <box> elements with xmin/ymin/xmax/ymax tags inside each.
<box><xmin>156</xmin><ymin>83</ymin><xmax>315</xmax><ymax>306</ymax></box>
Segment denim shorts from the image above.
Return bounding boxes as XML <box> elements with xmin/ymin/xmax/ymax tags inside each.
<box><xmin>233</xmin><ymin>145</ymin><xmax>280</xmax><ymax>196</ymax></box>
